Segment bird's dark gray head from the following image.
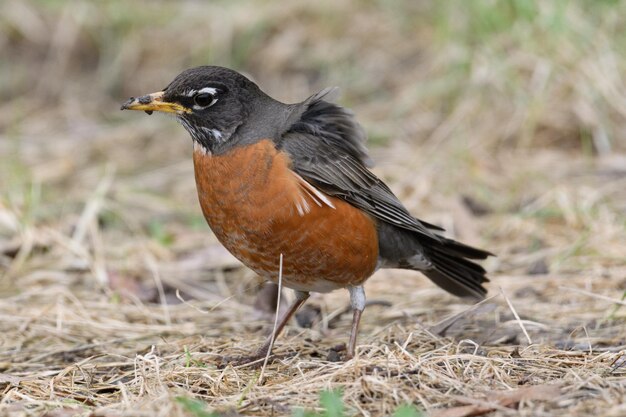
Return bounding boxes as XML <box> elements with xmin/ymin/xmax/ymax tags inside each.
<box><xmin>121</xmin><ymin>66</ymin><xmax>296</xmax><ymax>154</ymax></box>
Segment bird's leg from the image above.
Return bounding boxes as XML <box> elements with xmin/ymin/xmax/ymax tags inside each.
<box><xmin>254</xmin><ymin>290</ymin><xmax>310</xmax><ymax>358</ymax></box>
<box><xmin>346</xmin><ymin>285</ymin><xmax>366</xmax><ymax>359</ymax></box>
<box><xmin>223</xmin><ymin>290</ymin><xmax>309</xmax><ymax>367</ymax></box>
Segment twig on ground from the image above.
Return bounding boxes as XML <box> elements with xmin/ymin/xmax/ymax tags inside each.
<box><xmin>259</xmin><ymin>253</ymin><xmax>283</xmax><ymax>384</ymax></box>
<box><xmin>500</xmin><ymin>287</ymin><xmax>532</xmax><ymax>345</ymax></box>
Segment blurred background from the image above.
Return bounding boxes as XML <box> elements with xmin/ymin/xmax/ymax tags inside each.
<box><xmin>0</xmin><ymin>0</ymin><xmax>625</xmax><ymax>413</ymax></box>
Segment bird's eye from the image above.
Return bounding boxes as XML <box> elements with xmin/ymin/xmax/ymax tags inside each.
<box><xmin>193</xmin><ymin>92</ymin><xmax>218</xmax><ymax>108</ymax></box>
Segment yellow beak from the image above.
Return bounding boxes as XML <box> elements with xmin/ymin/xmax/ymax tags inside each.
<box><xmin>120</xmin><ymin>91</ymin><xmax>191</xmax><ymax>114</ymax></box>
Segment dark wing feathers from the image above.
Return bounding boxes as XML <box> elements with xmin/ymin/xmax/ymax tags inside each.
<box><xmin>279</xmin><ymin>92</ymin><xmax>443</xmax><ymax>241</ymax></box>
<box><xmin>278</xmin><ymin>89</ymin><xmax>491</xmax><ymax>299</ymax></box>
<box><xmin>285</xmin><ymin>89</ymin><xmax>372</xmax><ymax>166</ymax></box>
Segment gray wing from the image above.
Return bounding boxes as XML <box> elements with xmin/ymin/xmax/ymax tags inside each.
<box><xmin>278</xmin><ymin>91</ymin><xmax>443</xmax><ymax>242</ymax></box>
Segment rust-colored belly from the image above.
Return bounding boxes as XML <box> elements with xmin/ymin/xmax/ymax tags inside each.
<box><xmin>192</xmin><ymin>140</ymin><xmax>378</xmax><ymax>293</ymax></box>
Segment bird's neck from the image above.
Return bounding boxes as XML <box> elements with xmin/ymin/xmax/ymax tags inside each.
<box><xmin>208</xmin><ymin>97</ymin><xmax>304</xmax><ymax>155</ymax></box>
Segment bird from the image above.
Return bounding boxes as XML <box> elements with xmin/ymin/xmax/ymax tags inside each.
<box><xmin>121</xmin><ymin>66</ymin><xmax>493</xmax><ymax>362</ymax></box>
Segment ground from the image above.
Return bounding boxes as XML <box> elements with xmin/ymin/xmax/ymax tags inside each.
<box><xmin>0</xmin><ymin>1</ymin><xmax>625</xmax><ymax>416</ymax></box>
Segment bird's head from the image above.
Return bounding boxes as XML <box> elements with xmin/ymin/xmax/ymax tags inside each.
<box><xmin>121</xmin><ymin>66</ymin><xmax>290</xmax><ymax>154</ymax></box>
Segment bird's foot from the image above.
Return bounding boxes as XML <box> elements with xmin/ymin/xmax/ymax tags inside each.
<box><xmin>218</xmin><ymin>351</ymin><xmax>267</xmax><ymax>369</ymax></box>
<box><xmin>326</xmin><ymin>343</ymin><xmax>354</xmax><ymax>362</ymax></box>
<box><xmin>218</xmin><ymin>346</ymin><xmax>289</xmax><ymax>369</ymax></box>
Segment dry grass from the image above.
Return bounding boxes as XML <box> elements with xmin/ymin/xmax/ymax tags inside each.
<box><xmin>1</xmin><ymin>0</ymin><xmax>625</xmax><ymax>416</ymax></box>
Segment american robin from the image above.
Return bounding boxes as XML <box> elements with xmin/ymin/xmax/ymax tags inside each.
<box><xmin>121</xmin><ymin>66</ymin><xmax>492</xmax><ymax>362</ymax></box>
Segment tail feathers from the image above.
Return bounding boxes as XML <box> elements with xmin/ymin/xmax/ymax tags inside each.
<box><xmin>422</xmin><ymin>240</ymin><xmax>491</xmax><ymax>300</ymax></box>
<box><xmin>437</xmin><ymin>237</ymin><xmax>494</xmax><ymax>260</ymax></box>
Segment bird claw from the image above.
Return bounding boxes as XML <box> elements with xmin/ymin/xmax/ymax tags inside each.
<box><xmin>217</xmin><ymin>352</ymin><xmax>267</xmax><ymax>369</ymax></box>
<box><xmin>326</xmin><ymin>343</ymin><xmax>353</xmax><ymax>362</ymax></box>
<box><xmin>217</xmin><ymin>347</ymin><xmax>288</xmax><ymax>369</ymax></box>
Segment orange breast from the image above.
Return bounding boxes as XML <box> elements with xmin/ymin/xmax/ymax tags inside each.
<box><xmin>192</xmin><ymin>140</ymin><xmax>378</xmax><ymax>293</ymax></box>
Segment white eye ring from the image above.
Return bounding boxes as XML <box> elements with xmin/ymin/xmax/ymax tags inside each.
<box><xmin>193</xmin><ymin>92</ymin><xmax>218</xmax><ymax>109</ymax></box>
<box><xmin>191</xmin><ymin>87</ymin><xmax>221</xmax><ymax>110</ymax></box>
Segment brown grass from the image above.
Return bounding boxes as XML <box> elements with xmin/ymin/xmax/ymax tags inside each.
<box><xmin>1</xmin><ymin>0</ymin><xmax>625</xmax><ymax>416</ymax></box>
